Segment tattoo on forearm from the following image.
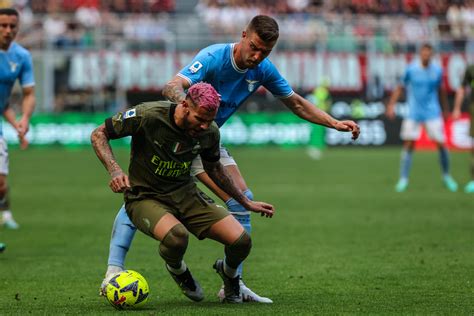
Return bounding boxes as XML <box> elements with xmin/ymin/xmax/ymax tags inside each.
<box><xmin>205</xmin><ymin>163</ymin><xmax>246</xmax><ymax>203</ymax></box>
<box><xmin>91</xmin><ymin>126</ymin><xmax>122</xmax><ymax>175</ymax></box>
<box><xmin>163</xmin><ymin>82</ymin><xmax>186</xmax><ymax>103</ymax></box>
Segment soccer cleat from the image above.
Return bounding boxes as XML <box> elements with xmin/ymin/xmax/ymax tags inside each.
<box><xmin>167</xmin><ymin>266</ymin><xmax>204</xmax><ymax>302</ymax></box>
<box><xmin>99</xmin><ymin>267</ymin><xmax>124</xmax><ymax>296</ymax></box>
<box><xmin>2</xmin><ymin>217</ymin><xmax>19</xmax><ymax>229</ymax></box>
<box><xmin>395</xmin><ymin>178</ymin><xmax>408</xmax><ymax>192</ymax></box>
<box><xmin>217</xmin><ymin>280</ymin><xmax>273</xmax><ymax>303</ymax></box>
<box><xmin>213</xmin><ymin>259</ymin><xmax>242</xmax><ymax>303</ymax></box>
<box><xmin>0</xmin><ymin>242</ymin><xmax>5</xmax><ymax>253</ymax></box>
<box><xmin>464</xmin><ymin>181</ymin><xmax>474</xmax><ymax>193</ymax></box>
<box><xmin>443</xmin><ymin>175</ymin><xmax>458</xmax><ymax>192</ymax></box>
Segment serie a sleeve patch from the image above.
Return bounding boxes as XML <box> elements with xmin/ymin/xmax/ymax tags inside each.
<box><xmin>123</xmin><ymin>109</ymin><xmax>137</xmax><ymax>119</ymax></box>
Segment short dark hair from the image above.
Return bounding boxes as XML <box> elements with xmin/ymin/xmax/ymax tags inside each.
<box><xmin>421</xmin><ymin>43</ymin><xmax>433</xmax><ymax>50</ymax></box>
<box><xmin>247</xmin><ymin>15</ymin><xmax>279</xmax><ymax>42</ymax></box>
<box><xmin>0</xmin><ymin>8</ymin><xmax>19</xmax><ymax>17</ymax></box>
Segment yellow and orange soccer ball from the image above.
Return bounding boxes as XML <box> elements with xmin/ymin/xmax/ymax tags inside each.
<box><xmin>105</xmin><ymin>270</ymin><xmax>149</xmax><ymax>310</ymax></box>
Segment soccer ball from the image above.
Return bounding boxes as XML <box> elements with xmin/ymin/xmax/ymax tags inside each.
<box><xmin>105</xmin><ymin>270</ymin><xmax>149</xmax><ymax>310</ymax></box>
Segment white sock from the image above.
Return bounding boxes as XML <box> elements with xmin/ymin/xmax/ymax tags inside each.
<box><xmin>105</xmin><ymin>265</ymin><xmax>123</xmax><ymax>278</ymax></box>
<box><xmin>167</xmin><ymin>260</ymin><xmax>187</xmax><ymax>275</ymax></box>
<box><xmin>2</xmin><ymin>210</ymin><xmax>12</xmax><ymax>221</ymax></box>
<box><xmin>223</xmin><ymin>260</ymin><xmax>238</xmax><ymax>278</ymax></box>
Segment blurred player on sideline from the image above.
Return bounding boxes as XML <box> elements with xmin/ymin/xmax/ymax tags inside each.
<box><xmin>91</xmin><ymin>83</ymin><xmax>274</xmax><ymax>303</ymax></box>
<box><xmin>0</xmin><ymin>8</ymin><xmax>35</xmax><ymax>235</ymax></box>
<box><xmin>101</xmin><ymin>15</ymin><xmax>360</xmax><ymax>302</ymax></box>
<box><xmin>386</xmin><ymin>43</ymin><xmax>457</xmax><ymax>193</ymax></box>
<box><xmin>453</xmin><ymin>64</ymin><xmax>474</xmax><ymax>193</ymax></box>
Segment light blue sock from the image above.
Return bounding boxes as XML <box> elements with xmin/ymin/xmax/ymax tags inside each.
<box><xmin>400</xmin><ymin>149</ymin><xmax>413</xmax><ymax>180</ymax></box>
<box><xmin>439</xmin><ymin>147</ymin><xmax>450</xmax><ymax>176</ymax></box>
<box><xmin>225</xmin><ymin>189</ymin><xmax>253</xmax><ymax>277</ymax></box>
<box><xmin>108</xmin><ymin>205</ymin><xmax>137</xmax><ymax>268</ymax></box>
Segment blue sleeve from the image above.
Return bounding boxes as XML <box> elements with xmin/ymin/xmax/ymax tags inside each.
<box><xmin>19</xmin><ymin>51</ymin><xmax>35</xmax><ymax>87</ymax></box>
<box><xmin>178</xmin><ymin>47</ymin><xmax>216</xmax><ymax>85</ymax></box>
<box><xmin>262</xmin><ymin>60</ymin><xmax>294</xmax><ymax>98</ymax></box>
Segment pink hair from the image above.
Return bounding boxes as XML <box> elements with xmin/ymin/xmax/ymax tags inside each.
<box><xmin>187</xmin><ymin>82</ymin><xmax>220</xmax><ymax>112</ymax></box>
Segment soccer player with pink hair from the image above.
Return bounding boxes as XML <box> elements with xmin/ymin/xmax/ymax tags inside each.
<box><xmin>91</xmin><ymin>82</ymin><xmax>275</xmax><ymax>303</ymax></box>
<box><xmin>101</xmin><ymin>15</ymin><xmax>360</xmax><ymax>303</ymax></box>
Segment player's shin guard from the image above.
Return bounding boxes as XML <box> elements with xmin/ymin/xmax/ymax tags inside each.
<box><xmin>108</xmin><ymin>205</ymin><xmax>137</xmax><ymax>268</ymax></box>
<box><xmin>225</xmin><ymin>189</ymin><xmax>253</xmax><ymax>276</ymax></box>
<box><xmin>224</xmin><ymin>231</ymin><xmax>252</xmax><ymax>274</ymax></box>
<box><xmin>159</xmin><ymin>224</ymin><xmax>189</xmax><ymax>268</ymax></box>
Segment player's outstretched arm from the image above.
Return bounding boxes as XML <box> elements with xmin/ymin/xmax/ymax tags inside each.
<box><xmin>91</xmin><ymin>124</ymin><xmax>130</xmax><ymax>193</ymax></box>
<box><xmin>162</xmin><ymin>76</ymin><xmax>190</xmax><ymax>103</ymax></box>
<box><xmin>281</xmin><ymin>93</ymin><xmax>360</xmax><ymax>140</ymax></box>
<box><xmin>202</xmin><ymin>159</ymin><xmax>274</xmax><ymax>218</ymax></box>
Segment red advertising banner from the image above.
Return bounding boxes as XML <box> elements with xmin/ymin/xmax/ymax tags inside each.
<box><xmin>415</xmin><ymin>114</ymin><xmax>472</xmax><ymax>151</ymax></box>
<box><xmin>67</xmin><ymin>52</ymin><xmax>472</xmax><ymax>92</ymax></box>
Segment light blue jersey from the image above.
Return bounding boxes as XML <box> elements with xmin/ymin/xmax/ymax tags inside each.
<box><xmin>402</xmin><ymin>60</ymin><xmax>442</xmax><ymax>121</ymax></box>
<box><xmin>178</xmin><ymin>43</ymin><xmax>294</xmax><ymax>127</ymax></box>
<box><xmin>0</xmin><ymin>42</ymin><xmax>35</xmax><ymax>136</ymax></box>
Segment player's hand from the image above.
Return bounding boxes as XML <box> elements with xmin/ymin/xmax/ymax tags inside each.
<box><xmin>247</xmin><ymin>201</ymin><xmax>275</xmax><ymax>218</ymax></box>
<box><xmin>334</xmin><ymin>120</ymin><xmax>360</xmax><ymax>140</ymax></box>
<box><xmin>19</xmin><ymin>135</ymin><xmax>29</xmax><ymax>150</ymax></box>
<box><xmin>109</xmin><ymin>170</ymin><xmax>130</xmax><ymax>193</ymax></box>
<box><xmin>452</xmin><ymin>108</ymin><xmax>461</xmax><ymax>120</ymax></box>
<box><xmin>385</xmin><ymin>105</ymin><xmax>396</xmax><ymax>120</ymax></box>
<box><xmin>17</xmin><ymin>117</ymin><xmax>30</xmax><ymax>138</ymax></box>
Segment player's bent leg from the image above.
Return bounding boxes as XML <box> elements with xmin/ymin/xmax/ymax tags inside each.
<box><xmin>100</xmin><ymin>205</ymin><xmax>137</xmax><ymax>296</ymax></box>
<box><xmin>206</xmin><ymin>216</ymin><xmax>248</xmax><ymax>303</ymax></box>
<box><xmin>108</xmin><ymin>205</ymin><xmax>137</xmax><ymax>268</ymax></box>
<box><xmin>222</xmin><ymin>190</ymin><xmax>273</xmax><ymax>303</ymax></box>
<box><xmin>160</xmin><ymin>223</ymin><xmax>203</xmax><ymax>302</ymax></box>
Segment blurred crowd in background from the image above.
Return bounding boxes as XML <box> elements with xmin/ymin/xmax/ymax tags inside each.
<box><xmin>0</xmin><ymin>0</ymin><xmax>472</xmax><ymax>51</ymax></box>
<box><xmin>3</xmin><ymin>0</ymin><xmax>474</xmax><ymax>113</ymax></box>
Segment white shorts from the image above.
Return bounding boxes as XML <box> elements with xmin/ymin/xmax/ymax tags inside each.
<box><xmin>0</xmin><ymin>138</ymin><xmax>8</xmax><ymax>175</ymax></box>
<box><xmin>400</xmin><ymin>118</ymin><xmax>445</xmax><ymax>143</ymax></box>
<box><xmin>191</xmin><ymin>145</ymin><xmax>236</xmax><ymax>176</ymax></box>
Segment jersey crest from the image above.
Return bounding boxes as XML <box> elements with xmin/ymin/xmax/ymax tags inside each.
<box><xmin>245</xmin><ymin>79</ymin><xmax>259</xmax><ymax>92</ymax></box>
<box><xmin>8</xmin><ymin>61</ymin><xmax>17</xmax><ymax>72</ymax></box>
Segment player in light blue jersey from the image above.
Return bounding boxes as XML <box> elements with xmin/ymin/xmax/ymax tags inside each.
<box><xmin>386</xmin><ymin>43</ymin><xmax>457</xmax><ymax>193</ymax></box>
<box><xmin>0</xmin><ymin>8</ymin><xmax>35</xmax><ymax>248</ymax></box>
<box><xmin>100</xmin><ymin>15</ymin><xmax>360</xmax><ymax>302</ymax></box>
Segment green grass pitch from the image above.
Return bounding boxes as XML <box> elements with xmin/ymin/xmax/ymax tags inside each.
<box><xmin>0</xmin><ymin>147</ymin><xmax>472</xmax><ymax>315</ymax></box>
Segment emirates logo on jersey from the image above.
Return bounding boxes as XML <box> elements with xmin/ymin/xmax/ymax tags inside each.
<box><xmin>246</xmin><ymin>79</ymin><xmax>259</xmax><ymax>92</ymax></box>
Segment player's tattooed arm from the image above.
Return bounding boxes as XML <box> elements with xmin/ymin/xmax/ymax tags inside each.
<box><xmin>203</xmin><ymin>160</ymin><xmax>250</xmax><ymax>204</ymax></box>
<box><xmin>91</xmin><ymin>124</ymin><xmax>130</xmax><ymax>193</ymax></box>
<box><xmin>162</xmin><ymin>76</ymin><xmax>190</xmax><ymax>103</ymax></box>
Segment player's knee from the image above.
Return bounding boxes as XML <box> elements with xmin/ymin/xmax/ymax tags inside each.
<box><xmin>225</xmin><ymin>231</ymin><xmax>252</xmax><ymax>267</ymax></box>
<box><xmin>161</xmin><ymin>224</ymin><xmax>189</xmax><ymax>253</ymax></box>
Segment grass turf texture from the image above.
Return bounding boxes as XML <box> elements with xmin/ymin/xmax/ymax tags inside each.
<box><xmin>0</xmin><ymin>147</ymin><xmax>472</xmax><ymax>315</ymax></box>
